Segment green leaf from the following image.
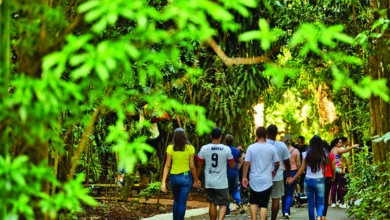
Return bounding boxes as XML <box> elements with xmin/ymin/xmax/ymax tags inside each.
<box><xmin>124</xmin><ymin>44</ymin><xmax>140</xmax><ymax>58</ymax></box>
<box><xmin>95</xmin><ymin>63</ymin><xmax>109</xmax><ymax>81</ymax></box>
<box><xmin>92</xmin><ymin>17</ymin><xmax>108</xmax><ymax>33</ymax></box>
<box><xmin>5</xmin><ymin>214</ymin><xmax>18</xmax><ymax>220</ymax></box>
<box><xmin>12</xmin><ymin>172</ymin><xmax>26</xmax><ymax>186</ymax></box>
<box><xmin>70</xmin><ymin>62</ymin><xmax>93</xmax><ymax>79</ymax></box>
<box><xmin>19</xmin><ymin>106</ymin><xmax>27</xmax><ymax>124</ymax></box>
<box><xmin>78</xmin><ymin>1</ymin><xmax>100</xmax><ymax>13</ymax></box>
<box><xmin>239</xmin><ymin>31</ymin><xmax>261</xmax><ymax>42</ymax></box>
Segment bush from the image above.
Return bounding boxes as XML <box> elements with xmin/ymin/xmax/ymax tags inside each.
<box><xmin>345</xmin><ymin>151</ymin><xmax>390</xmax><ymax>219</ymax></box>
<box><xmin>0</xmin><ymin>155</ymin><xmax>96</xmax><ymax>220</ymax></box>
<box><xmin>139</xmin><ymin>182</ymin><xmax>161</xmax><ymax>202</ymax></box>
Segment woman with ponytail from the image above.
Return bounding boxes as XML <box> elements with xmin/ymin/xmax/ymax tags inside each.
<box><xmin>287</xmin><ymin>136</ymin><xmax>327</xmax><ymax>220</ymax></box>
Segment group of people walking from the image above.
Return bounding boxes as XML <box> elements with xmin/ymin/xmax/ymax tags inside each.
<box><xmin>160</xmin><ymin>125</ymin><xmax>359</xmax><ymax>220</ymax></box>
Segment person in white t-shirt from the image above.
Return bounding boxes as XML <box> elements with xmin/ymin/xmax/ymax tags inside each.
<box><xmin>242</xmin><ymin>126</ymin><xmax>280</xmax><ymax>220</ymax></box>
<box><xmin>288</xmin><ymin>136</ymin><xmax>327</xmax><ymax>220</ymax></box>
<box><xmin>196</xmin><ymin>127</ymin><xmax>235</xmax><ymax>220</ymax></box>
<box><xmin>266</xmin><ymin>125</ymin><xmax>291</xmax><ymax>220</ymax></box>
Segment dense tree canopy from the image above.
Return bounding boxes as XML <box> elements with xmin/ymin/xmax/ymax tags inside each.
<box><xmin>0</xmin><ymin>0</ymin><xmax>389</xmax><ymax>219</ymax></box>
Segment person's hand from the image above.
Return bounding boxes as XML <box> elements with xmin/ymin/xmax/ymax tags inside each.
<box><xmin>286</xmin><ymin>177</ymin><xmax>292</xmax><ymax>185</ymax></box>
<box><xmin>287</xmin><ymin>178</ymin><xmax>294</xmax><ymax>185</ymax></box>
<box><xmin>272</xmin><ymin>170</ymin><xmax>277</xmax><ymax>178</ymax></box>
<box><xmin>242</xmin><ymin>178</ymin><xmax>248</xmax><ymax>188</ymax></box>
<box><xmin>193</xmin><ymin>180</ymin><xmax>201</xmax><ymax>188</ymax></box>
<box><xmin>161</xmin><ymin>183</ymin><xmax>167</xmax><ymax>193</ymax></box>
<box><xmin>332</xmin><ymin>176</ymin><xmax>335</xmax><ymax>181</ymax></box>
<box><xmin>353</xmin><ymin>144</ymin><xmax>359</xmax><ymax>148</ymax></box>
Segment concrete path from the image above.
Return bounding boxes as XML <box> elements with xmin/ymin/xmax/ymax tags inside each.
<box><xmin>185</xmin><ymin>204</ymin><xmax>352</xmax><ymax>219</ymax></box>
<box><xmin>136</xmin><ymin>198</ymin><xmax>209</xmax><ymax>209</ymax></box>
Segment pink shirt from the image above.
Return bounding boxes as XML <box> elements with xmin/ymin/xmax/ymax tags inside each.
<box><xmin>283</xmin><ymin>147</ymin><xmax>300</xmax><ymax>170</ymax></box>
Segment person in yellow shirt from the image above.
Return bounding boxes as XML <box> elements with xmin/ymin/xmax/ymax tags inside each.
<box><xmin>161</xmin><ymin>128</ymin><xmax>200</xmax><ymax>220</ymax></box>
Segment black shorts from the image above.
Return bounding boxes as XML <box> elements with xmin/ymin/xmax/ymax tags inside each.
<box><xmin>206</xmin><ymin>188</ymin><xmax>229</xmax><ymax>206</ymax></box>
<box><xmin>249</xmin><ymin>186</ymin><xmax>272</xmax><ymax>208</ymax></box>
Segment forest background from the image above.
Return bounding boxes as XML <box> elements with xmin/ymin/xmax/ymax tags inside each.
<box><xmin>0</xmin><ymin>0</ymin><xmax>389</xmax><ymax>219</ymax></box>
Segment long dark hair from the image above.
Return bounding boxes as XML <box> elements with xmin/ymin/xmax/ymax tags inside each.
<box><xmin>323</xmin><ymin>140</ymin><xmax>331</xmax><ymax>152</ymax></box>
<box><xmin>171</xmin><ymin>128</ymin><xmax>191</xmax><ymax>151</ymax></box>
<box><xmin>306</xmin><ymin>136</ymin><xmax>326</xmax><ymax>173</ymax></box>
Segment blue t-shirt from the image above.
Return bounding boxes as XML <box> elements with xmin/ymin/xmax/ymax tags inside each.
<box><xmin>227</xmin><ymin>146</ymin><xmax>242</xmax><ymax>177</ymax></box>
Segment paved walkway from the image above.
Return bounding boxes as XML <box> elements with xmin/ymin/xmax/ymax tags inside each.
<box><xmin>186</xmin><ymin>204</ymin><xmax>352</xmax><ymax>219</ymax></box>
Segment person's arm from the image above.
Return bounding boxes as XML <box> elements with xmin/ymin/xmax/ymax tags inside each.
<box><xmin>296</xmin><ymin>151</ymin><xmax>301</xmax><ymax>170</ymax></box>
<box><xmin>288</xmin><ymin>159</ymin><xmax>306</xmax><ymax>184</ymax></box>
<box><xmin>337</xmin><ymin>144</ymin><xmax>359</xmax><ymax>154</ymax></box>
<box><xmin>237</xmin><ymin>157</ymin><xmax>244</xmax><ymax>170</ymax></box>
<box><xmin>228</xmin><ymin>159</ymin><xmax>235</xmax><ymax>168</ymax></box>
<box><xmin>242</xmin><ymin>161</ymin><xmax>250</xmax><ymax>188</ymax></box>
<box><xmin>196</xmin><ymin>159</ymin><xmax>203</xmax><ymax>180</ymax></box>
<box><xmin>273</xmin><ymin>161</ymin><xmax>280</xmax><ymax>178</ymax></box>
<box><xmin>161</xmin><ymin>153</ymin><xmax>172</xmax><ymax>192</ymax></box>
<box><xmin>189</xmin><ymin>154</ymin><xmax>200</xmax><ymax>187</ymax></box>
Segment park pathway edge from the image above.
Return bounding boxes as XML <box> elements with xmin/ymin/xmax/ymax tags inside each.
<box><xmin>142</xmin><ymin>207</ymin><xmax>209</xmax><ymax>220</ymax></box>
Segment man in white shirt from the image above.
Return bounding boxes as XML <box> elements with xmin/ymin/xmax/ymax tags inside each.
<box><xmin>196</xmin><ymin>127</ymin><xmax>235</xmax><ymax>220</ymax></box>
<box><xmin>242</xmin><ymin>126</ymin><xmax>280</xmax><ymax>220</ymax></box>
<box><xmin>266</xmin><ymin>125</ymin><xmax>291</xmax><ymax>220</ymax></box>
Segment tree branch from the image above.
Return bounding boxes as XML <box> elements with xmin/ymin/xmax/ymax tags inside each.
<box><xmin>69</xmin><ymin>105</ymin><xmax>102</xmax><ymax>178</ymax></box>
<box><xmin>53</xmin><ymin>13</ymin><xmax>84</xmax><ymax>48</ymax></box>
<box><xmin>207</xmin><ymin>38</ymin><xmax>271</xmax><ymax>68</ymax></box>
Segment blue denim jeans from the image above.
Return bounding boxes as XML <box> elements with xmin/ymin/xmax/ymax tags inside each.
<box><xmin>282</xmin><ymin>170</ymin><xmax>298</xmax><ymax>215</ymax></box>
<box><xmin>305</xmin><ymin>177</ymin><xmax>325</xmax><ymax>220</ymax></box>
<box><xmin>170</xmin><ymin>171</ymin><xmax>192</xmax><ymax>220</ymax></box>
<box><xmin>226</xmin><ymin>175</ymin><xmax>242</xmax><ymax>215</ymax></box>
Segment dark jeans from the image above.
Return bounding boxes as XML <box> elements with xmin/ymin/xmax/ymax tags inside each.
<box><xmin>305</xmin><ymin>178</ymin><xmax>325</xmax><ymax>220</ymax></box>
<box><xmin>227</xmin><ymin>175</ymin><xmax>242</xmax><ymax>214</ymax></box>
<box><xmin>323</xmin><ymin>177</ymin><xmax>333</xmax><ymax>216</ymax></box>
<box><xmin>282</xmin><ymin>170</ymin><xmax>298</xmax><ymax>215</ymax></box>
<box><xmin>170</xmin><ymin>171</ymin><xmax>192</xmax><ymax>220</ymax></box>
<box><xmin>299</xmin><ymin>171</ymin><xmax>306</xmax><ymax>192</ymax></box>
<box><xmin>331</xmin><ymin>173</ymin><xmax>346</xmax><ymax>204</ymax></box>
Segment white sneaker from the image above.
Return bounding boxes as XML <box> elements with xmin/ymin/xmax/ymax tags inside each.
<box><xmin>284</xmin><ymin>213</ymin><xmax>290</xmax><ymax>219</ymax></box>
<box><xmin>330</xmin><ymin>203</ymin><xmax>336</xmax><ymax>208</ymax></box>
<box><xmin>339</xmin><ymin>204</ymin><xmax>348</xmax><ymax>209</ymax></box>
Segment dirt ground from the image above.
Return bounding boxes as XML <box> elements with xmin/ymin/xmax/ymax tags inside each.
<box><xmin>76</xmin><ymin>191</ymin><xmax>207</xmax><ymax>219</ymax></box>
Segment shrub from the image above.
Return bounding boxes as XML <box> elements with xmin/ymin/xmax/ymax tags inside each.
<box><xmin>345</xmin><ymin>151</ymin><xmax>390</xmax><ymax>219</ymax></box>
<box><xmin>139</xmin><ymin>182</ymin><xmax>161</xmax><ymax>202</ymax></box>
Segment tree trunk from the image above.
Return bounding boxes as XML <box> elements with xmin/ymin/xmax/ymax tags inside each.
<box><xmin>0</xmin><ymin>0</ymin><xmax>11</xmax><ymax>158</ymax></box>
<box><xmin>66</xmin><ymin>129</ymin><xmax>74</xmax><ymax>180</ymax></box>
<box><xmin>368</xmin><ymin>0</ymin><xmax>390</xmax><ymax>165</ymax></box>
